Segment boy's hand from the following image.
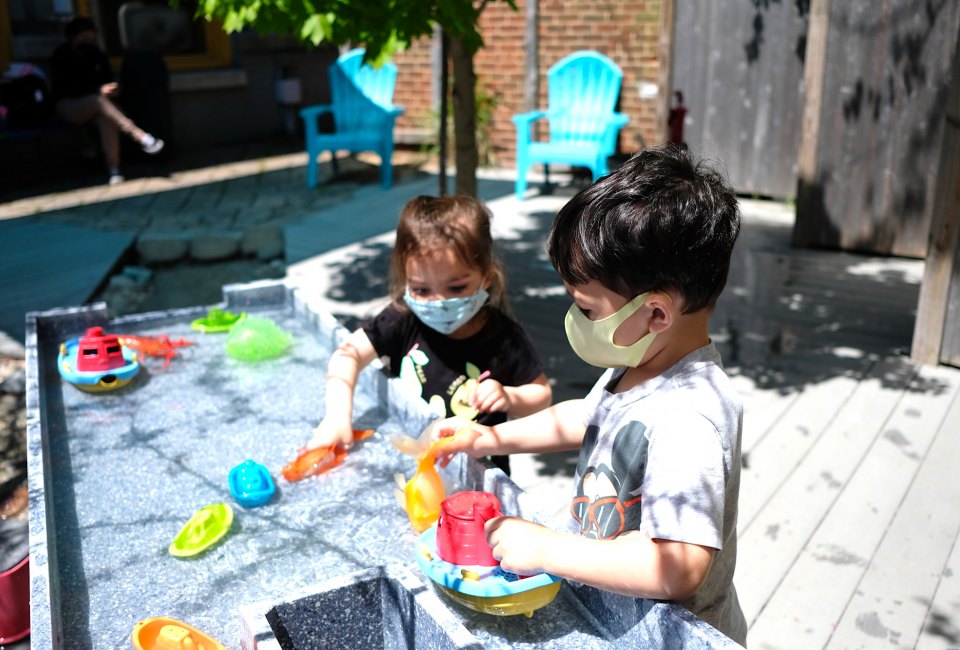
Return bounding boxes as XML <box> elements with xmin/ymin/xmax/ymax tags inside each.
<box><xmin>471</xmin><ymin>378</ymin><xmax>511</xmax><ymax>414</ymax></box>
<box><xmin>306</xmin><ymin>418</ymin><xmax>353</xmax><ymax>450</ymax></box>
<box><xmin>485</xmin><ymin>516</ymin><xmax>553</xmax><ymax>575</ymax></box>
<box><xmin>429</xmin><ymin>418</ymin><xmax>492</xmax><ymax>467</ymax></box>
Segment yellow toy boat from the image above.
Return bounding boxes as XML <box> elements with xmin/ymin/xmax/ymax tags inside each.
<box><xmin>168</xmin><ymin>504</ymin><xmax>233</xmax><ymax>558</ymax></box>
<box><xmin>190</xmin><ymin>308</ymin><xmax>247</xmax><ymax>334</ymax></box>
<box><xmin>131</xmin><ymin>616</ymin><xmax>227</xmax><ymax>650</ymax></box>
<box><xmin>416</xmin><ymin>524</ymin><xmax>562</xmax><ymax>617</ymax></box>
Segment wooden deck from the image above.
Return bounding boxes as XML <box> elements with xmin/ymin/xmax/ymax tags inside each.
<box><xmin>288</xmin><ymin>183</ymin><xmax>960</xmax><ymax>649</ymax></box>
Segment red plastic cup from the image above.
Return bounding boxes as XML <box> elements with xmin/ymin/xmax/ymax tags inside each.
<box><xmin>0</xmin><ymin>555</ymin><xmax>30</xmax><ymax>644</ymax></box>
<box><xmin>435</xmin><ymin>491</ymin><xmax>502</xmax><ymax>567</ymax></box>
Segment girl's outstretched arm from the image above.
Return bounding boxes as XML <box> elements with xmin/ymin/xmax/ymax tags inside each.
<box><xmin>307</xmin><ymin>328</ymin><xmax>378</xmax><ymax>449</ymax></box>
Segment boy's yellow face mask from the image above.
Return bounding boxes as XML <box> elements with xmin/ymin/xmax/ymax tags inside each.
<box><xmin>564</xmin><ymin>293</ymin><xmax>657</xmax><ymax>368</ymax></box>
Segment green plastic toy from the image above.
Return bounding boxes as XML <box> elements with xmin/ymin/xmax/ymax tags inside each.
<box><xmin>168</xmin><ymin>503</ymin><xmax>234</xmax><ymax>558</ymax></box>
<box><xmin>190</xmin><ymin>308</ymin><xmax>247</xmax><ymax>333</ymax></box>
<box><xmin>225</xmin><ymin>317</ymin><xmax>292</xmax><ymax>361</ymax></box>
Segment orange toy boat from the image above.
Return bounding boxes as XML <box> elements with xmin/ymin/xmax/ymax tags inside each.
<box><xmin>131</xmin><ymin>616</ymin><xmax>227</xmax><ymax>650</ymax></box>
<box><xmin>281</xmin><ymin>429</ymin><xmax>374</xmax><ymax>482</ymax></box>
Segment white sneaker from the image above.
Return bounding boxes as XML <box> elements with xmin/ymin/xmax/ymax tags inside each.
<box><xmin>141</xmin><ymin>135</ymin><xmax>164</xmax><ymax>155</ymax></box>
<box><xmin>108</xmin><ymin>173</ymin><xmax>125</xmax><ymax>186</ymax></box>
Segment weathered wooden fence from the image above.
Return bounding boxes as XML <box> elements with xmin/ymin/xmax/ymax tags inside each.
<box><xmin>794</xmin><ymin>0</ymin><xmax>960</xmax><ymax>258</ymax></box>
<box><xmin>671</xmin><ymin>0</ymin><xmax>808</xmax><ymax>199</ymax></box>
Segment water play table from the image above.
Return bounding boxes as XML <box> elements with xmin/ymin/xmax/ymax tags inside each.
<box><xmin>25</xmin><ymin>280</ymin><xmax>741</xmax><ymax>649</ymax></box>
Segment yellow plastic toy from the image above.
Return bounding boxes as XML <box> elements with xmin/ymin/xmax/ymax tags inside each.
<box><xmin>131</xmin><ymin>616</ymin><xmax>227</xmax><ymax>650</ymax></box>
<box><xmin>168</xmin><ymin>503</ymin><xmax>233</xmax><ymax>558</ymax></box>
<box><xmin>416</xmin><ymin>525</ymin><xmax>562</xmax><ymax>618</ymax></box>
<box><xmin>391</xmin><ymin>423</ymin><xmax>466</xmax><ymax>533</ymax></box>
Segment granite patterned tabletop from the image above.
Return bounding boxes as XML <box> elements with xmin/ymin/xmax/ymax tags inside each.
<box><xmin>26</xmin><ymin>281</ymin><xmax>742</xmax><ymax>650</ymax></box>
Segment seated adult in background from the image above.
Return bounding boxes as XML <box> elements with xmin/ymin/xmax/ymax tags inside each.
<box><xmin>51</xmin><ymin>16</ymin><xmax>164</xmax><ymax>186</ymax></box>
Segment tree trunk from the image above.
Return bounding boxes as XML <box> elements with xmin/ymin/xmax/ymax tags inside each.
<box><xmin>439</xmin><ymin>30</ymin><xmax>449</xmax><ymax>196</ymax></box>
<box><xmin>449</xmin><ymin>35</ymin><xmax>478</xmax><ymax>197</ymax></box>
<box><xmin>524</xmin><ymin>0</ymin><xmax>539</xmax><ymax>112</ymax></box>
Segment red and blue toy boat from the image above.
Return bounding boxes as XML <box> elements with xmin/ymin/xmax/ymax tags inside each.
<box><xmin>57</xmin><ymin>326</ymin><xmax>140</xmax><ymax>392</ymax></box>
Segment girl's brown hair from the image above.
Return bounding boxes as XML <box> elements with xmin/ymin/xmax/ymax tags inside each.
<box><xmin>389</xmin><ymin>195</ymin><xmax>509</xmax><ymax>315</ymax></box>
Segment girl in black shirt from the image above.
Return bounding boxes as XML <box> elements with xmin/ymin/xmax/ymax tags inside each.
<box><xmin>306</xmin><ymin>195</ymin><xmax>552</xmax><ymax>474</ymax></box>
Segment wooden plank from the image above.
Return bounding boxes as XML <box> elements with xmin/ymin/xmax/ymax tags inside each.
<box><xmin>671</xmin><ymin>0</ymin><xmax>804</xmax><ymax>197</ymax></box>
<box><xmin>738</xmin><ymin>372</ymin><xmax>863</xmax><ymax>531</ymax></box>
<box><xmin>917</xmin><ymin>421</ymin><xmax>960</xmax><ymax>650</ymax></box>
<box><xmin>656</xmin><ymin>0</ymin><xmax>675</xmax><ymax>146</ymax></box>
<box><xmin>746</xmin><ymin>363</ymin><xmax>960</xmax><ymax>648</ymax></box>
<box><xmin>735</xmin><ymin>376</ymin><xmax>799</xmax><ymax>453</ymax></box>
<box><xmin>794</xmin><ymin>0</ymin><xmax>960</xmax><ymax>257</ymax></box>
<box><xmin>794</xmin><ymin>0</ymin><xmax>830</xmax><ymax>249</ymax></box>
<box><xmin>736</xmin><ymin>356</ymin><xmax>918</xmax><ymax>626</ymax></box>
<box><xmin>910</xmin><ymin>16</ymin><xmax>960</xmax><ymax>364</ymax></box>
<box><xmin>829</xmin><ymin>369</ymin><xmax>960</xmax><ymax>648</ymax></box>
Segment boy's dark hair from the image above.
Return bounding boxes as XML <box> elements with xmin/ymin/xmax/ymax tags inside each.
<box><xmin>547</xmin><ymin>143</ymin><xmax>740</xmax><ymax>314</ymax></box>
<box><xmin>65</xmin><ymin>16</ymin><xmax>97</xmax><ymax>40</ymax></box>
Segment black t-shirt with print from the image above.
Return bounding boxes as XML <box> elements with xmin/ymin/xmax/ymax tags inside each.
<box><xmin>362</xmin><ymin>304</ymin><xmax>545</xmax><ymax>428</ymax></box>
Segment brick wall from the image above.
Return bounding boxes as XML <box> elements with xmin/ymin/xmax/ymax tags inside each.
<box><xmin>391</xmin><ymin>0</ymin><xmax>668</xmax><ymax>167</ymax></box>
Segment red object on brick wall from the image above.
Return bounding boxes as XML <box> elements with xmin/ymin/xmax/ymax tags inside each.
<box><xmin>668</xmin><ymin>90</ymin><xmax>687</xmax><ymax>144</ymax></box>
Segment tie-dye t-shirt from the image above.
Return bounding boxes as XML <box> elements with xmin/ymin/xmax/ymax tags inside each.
<box><xmin>568</xmin><ymin>343</ymin><xmax>746</xmax><ymax>645</ymax></box>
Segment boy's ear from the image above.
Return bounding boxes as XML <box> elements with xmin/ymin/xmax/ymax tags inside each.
<box><xmin>646</xmin><ymin>292</ymin><xmax>675</xmax><ymax>334</ymax></box>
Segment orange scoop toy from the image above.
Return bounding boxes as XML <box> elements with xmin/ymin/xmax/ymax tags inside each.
<box><xmin>132</xmin><ymin>616</ymin><xmax>227</xmax><ymax>650</ymax></box>
<box><xmin>281</xmin><ymin>429</ymin><xmax>374</xmax><ymax>482</ymax></box>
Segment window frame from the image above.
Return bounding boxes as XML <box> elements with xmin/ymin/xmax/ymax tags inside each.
<box><xmin>0</xmin><ymin>1</ymin><xmax>231</xmax><ymax>72</ymax></box>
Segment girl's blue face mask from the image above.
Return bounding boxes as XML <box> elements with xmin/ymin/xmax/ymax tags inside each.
<box><xmin>404</xmin><ymin>286</ymin><xmax>490</xmax><ymax>335</ymax></box>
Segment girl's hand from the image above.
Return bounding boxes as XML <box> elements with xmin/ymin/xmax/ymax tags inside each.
<box><xmin>306</xmin><ymin>418</ymin><xmax>353</xmax><ymax>450</ymax></box>
<box><xmin>471</xmin><ymin>378</ymin><xmax>511</xmax><ymax>414</ymax></box>
<box><xmin>100</xmin><ymin>82</ymin><xmax>118</xmax><ymax>97</ymax></box>
<box><xmin>485</xmin><ymin>516</ymin><xmax>553</xmax><ymax>575</ymax></box>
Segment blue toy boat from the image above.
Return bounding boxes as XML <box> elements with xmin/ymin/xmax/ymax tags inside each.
<box><xmin>57</xmin><ymin>327</ymin><xmax>140</xmax><ymax>393</ymax></box>
<box><xmin>416</xmin><ymin>525</ymin><xmax>562</xmax><ymax>617</ymax></box>
<box><xmin>229</xmin><ymin>459</ymin><xmax>275</xmax><ymax>507</ymax></box>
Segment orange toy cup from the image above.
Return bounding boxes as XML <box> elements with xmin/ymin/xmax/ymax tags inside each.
<box><xmin>436</xmin><ymin>491</ymin><xmax>502</xmax><ymax>567</ymax></box>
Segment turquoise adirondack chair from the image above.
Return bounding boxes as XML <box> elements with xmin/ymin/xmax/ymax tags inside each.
<box><xmin>299</xmin><ymin>49</ymin><xmax>405</xmax><ymax>189</ymax></box>
<box><xmin>513</xmin><ymin>51</ymin><xmax>629</xmax><ymax>199</ymax></box>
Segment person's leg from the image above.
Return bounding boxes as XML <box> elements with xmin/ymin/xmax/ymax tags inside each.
<box><xmin>58</xmin><ymin>95</ymin><xmax>121</xmax><ymax>178</ymax></box>
<box><xmin>95</xmin><ymin>94</ymin><xmax>147</xmax><ymax>143</ymax></box>
<box><xmin>98</xmin><ymin>95</ymin><xmax>163</xmax><ymax>154</ymax></box>
<box><xmin>57</xmin><ymin>94</ymin><xmax>162</xmax><ymax>182</ymax></box>
<box><xmin>56</xmin><ymin>95</ymin><xmax>101</xmax><ymax>125</ymax></box>
<box><xmin>95</xmin><ymin>111</ymin><xmax>121</xmax><ymax>172</ymax></box>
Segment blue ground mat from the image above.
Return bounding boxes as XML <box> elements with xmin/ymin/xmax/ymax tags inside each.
<box><xmin>0</xmin><ymin>217</ymin><xmax>134</xmax><ymax>342</ymax></box>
